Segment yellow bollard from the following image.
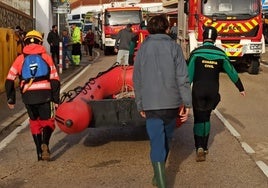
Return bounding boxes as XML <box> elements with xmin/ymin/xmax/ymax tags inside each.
<box><xmin>0</xmin><ymin>28</ymin><xmax>18</xmax><ymax>92</ymax></box>
<box><xmin>0</xmin><ymin>28</ymin><xmax>10</xmax><ymax>92</ymax></box>
<box><xmin>7</xmin><ymin>29</ymin><xmax>17</xmax><ymax>63</ymax></box>
<box><xmin>0</xmin><ymin>41</ymin><xmax>3</xmax><ymax>92</ymax></box>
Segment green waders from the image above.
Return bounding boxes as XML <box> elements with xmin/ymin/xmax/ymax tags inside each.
<box><xmin>152</xmin><ymin>162</ymin><xmax>166</xmax><ymax>188</ymax></box>
<box><xmin>194</xmin><ymin>122</ymin><xmax>210</xmax><ymax>162</ymax></box>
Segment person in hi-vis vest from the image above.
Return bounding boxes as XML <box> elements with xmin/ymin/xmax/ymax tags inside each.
<box><xmin>71</xmin><ymin>23</ymin><xmax>81</xmax><ymax>65</ymax></box>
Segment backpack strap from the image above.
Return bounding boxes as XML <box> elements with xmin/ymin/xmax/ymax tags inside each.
<box><xmin>22</xmin><ymin>78</ymin><xmax>34</xmax><ymax>93</ymax></box>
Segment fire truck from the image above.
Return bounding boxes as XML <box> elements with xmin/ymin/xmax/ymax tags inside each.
<box><xmin>95</xmin><ymin>5</ymin><xmax>143</xmax><ymax>55</ymax></box>
<box><xmin>178</xmin><ymin>0</ymin><xmax>265</xmax><ymax>74</ymax></box>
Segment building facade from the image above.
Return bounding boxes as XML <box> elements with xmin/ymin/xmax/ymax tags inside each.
<box><xmin>0</xmin><ymin>0</ymin><xmax>33</xmax><ymax>31</ymax></box>
<box><xmin>0</xmin><ymin>0</ymin><xmax>56</xmax><ymax>51</ymax></box>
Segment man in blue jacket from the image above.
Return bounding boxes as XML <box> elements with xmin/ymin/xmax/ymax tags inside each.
<box><xmin>133</xmin><ymin>15</ymin><xmax>192</xmax><ymax>188</ymax></box>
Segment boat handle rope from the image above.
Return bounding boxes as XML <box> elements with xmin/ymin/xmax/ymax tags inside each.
<box><xmin>59</xmin><ymin>63</ymin><xmax>121</xmax><ymax>104</ymax></box>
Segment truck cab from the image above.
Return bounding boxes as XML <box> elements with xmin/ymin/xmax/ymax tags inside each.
<box><xmin>182</xmin><ymin>0</ymin><xmax>265</xmax><ymax>74</ymax></box>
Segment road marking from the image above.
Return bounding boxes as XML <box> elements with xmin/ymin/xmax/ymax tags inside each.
<box><xmin>0</xmin><ymin>120</ymin><xmax>28</xmax><ymax>151</ymax></box>
<box><xmin>61</xmin><ymin>64</ymin><xmax>92</xmax><ymax>91</ymax></box>
<box><xmin>214</xmin><ymin>108</ymin><xmax>268</xmax><ymax>178</ymax></box>
<box><xmin>256</xmin><ymin>161</ymin><xmax>268</xmax><ymax>178</ymax></box>
<box><xmin>241</xmin><ymin>142</ymin><xmax>255</xmax><ymax>154</ymax></box>
<box><xmin>213</xmin><ymin>109</ymin><xmax>241</xmax><ymax>138</ymax></box>
<box><xmin>260</xmin><ymin>62</ymin><xmax>268</xmax><ymax>68</ymax></box>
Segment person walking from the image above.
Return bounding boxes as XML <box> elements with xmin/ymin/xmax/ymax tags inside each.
<box><xmin>71</xmin><ymin>23</ymin><xmax>82</xmax><ymax>66</ymax></box>
<box><xmin>14</xmin><ymin>26</ymin><xmax>25</xmax><ymax>56</ymax></box>
<box><xmin>133</xmin><ymin>15</ymin><xmax>192</xmax><ymax>188</ymax></box>
<box><xmin>5</xmin><ymin>30</ymin><xmax>60</xmax><ymax>161</ymax></box>
<box><xmin>140</xmin><ymin>15</ymin><xmax>148</xmax><ymax>30</ymax></box>
<box><xmin>187</xmin><ymin>26</ymin><xmax>246</xmax><ymax>162</ymax></box>
<box><xmin>84</xmin><ymin>28</ymin><xmax>95</xmax><ymax>61</ymax></box>
<box><xmin>62</xmin><ymin>29</ymin><xmax>74</xmax><ymax>68</ymax></box>
<box><xmin>114</xmin><ymin>23</ymin><xmax>137</xmax><ymax>65</ymax></box>
<box><xmin>47</xmin><ymin>25</ymin><xmax>60</xmax><ymax>65</ymax></box>
<box><xmin>170</xmin><ymin>22</ymin><xmax>178</xmax><ymax>40</ymax></box>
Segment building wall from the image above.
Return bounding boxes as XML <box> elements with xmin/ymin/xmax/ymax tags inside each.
<box><xmin>0</xmin><ymin>1</ymin><xmax>33</xmax><ymax>31</ymax></box>
<box><xmin>35</xmin><ymin>0</ymin><xmax>53</xmax><ymax>52</ymax></box>
<box><xmin>0</xmin><ymin>0</ymin><xmax>54</xmax><ymax>53</ymax></box>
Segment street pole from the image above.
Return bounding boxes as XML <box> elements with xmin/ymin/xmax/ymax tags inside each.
<box><xmin>59</xmin><ymin>42</ymin><xmax>63</xmax><ymax>74</ymax></box>
<box><xmin>57</xmin><ymin>13</ymin><xmax>60</xmax><ymax>36</ymax></box>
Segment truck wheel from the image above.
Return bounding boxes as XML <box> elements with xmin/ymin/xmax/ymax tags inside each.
<box><xmin>248</xmin><ymin>58</ymin><xmax>260</xmax><ymax>75</ymax></box>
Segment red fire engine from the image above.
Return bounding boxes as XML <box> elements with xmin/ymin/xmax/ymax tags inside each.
<box><xmin>178</xmin><ymin>0</ymin><xmax>265</xmax><ymax>74</ymax></box>
<box><xmin>95</xmin><ymin>5</ymin><xmax>143</xmax><ymax>55</ymax></box>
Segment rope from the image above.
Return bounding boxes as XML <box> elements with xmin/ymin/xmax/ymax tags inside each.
<box><xmin>121</xmin><ymin>64</ymin><xmax>127</xmax><ymax>93</ymax></box>
<box><xmin>59</xmin><ymin>62</ymin><xmax>135</xmax><ymax>103</ymax></box>
<box><xmin>114</xmin><ymin>64</ymin><xmax>135</xmax><ymax>99</ymax></box>
<box><xmin>60</xmin><ymin>62</ymin><xmax>118</xmax><ymax>103</ymax></box>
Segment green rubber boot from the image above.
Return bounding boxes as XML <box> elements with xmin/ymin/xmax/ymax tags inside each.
<box><xmin>152</xmin><ymin>175</ymin><xmax>157</xmax><ymax>186</ymax></box>
<box><xmin>152</xmin><ymin>162</ymin><xmax>166</xmax><ymax>188</ymax></box>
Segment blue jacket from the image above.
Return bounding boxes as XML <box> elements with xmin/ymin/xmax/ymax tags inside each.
<box><xmin>133</xmin><ymin>34</ymin><xmax>192</xmax><ymax>112</ymax></box>
<box><xmin>62</xmin><ymin>36</ymin><xmax>72</xmax><ymax>51</ymax></box>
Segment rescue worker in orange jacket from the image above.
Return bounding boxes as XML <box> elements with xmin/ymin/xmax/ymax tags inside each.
<box><xmin>5</xmin><ymin>30</ymin><xmax>60</xmax><ymax>161</ymax></box>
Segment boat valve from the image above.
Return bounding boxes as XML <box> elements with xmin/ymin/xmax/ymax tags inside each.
<box><xmin>65</xmin><ymin>119</ymin><xmax>73</xmax><ymax>127</ymax></box>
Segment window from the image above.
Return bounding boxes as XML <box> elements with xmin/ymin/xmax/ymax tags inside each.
<box><xmin>105</xmin><ymin>10</ymin><xmax>142</xmax><ymax>26</ymax></box>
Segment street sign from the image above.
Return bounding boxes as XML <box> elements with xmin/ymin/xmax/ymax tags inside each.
<box><xmin>53</xmin><ymin>6</ymin><xmax>71</xmax><ymax>14</ymax></box>
<box><xmin>53</xmin><ymin>2</ymin><xmax>71</xmax><ymax>14</ymax></box>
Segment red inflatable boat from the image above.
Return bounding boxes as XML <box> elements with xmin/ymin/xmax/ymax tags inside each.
<box><xmin>55</xmin><ymin>65</ymin><xmax>144</xmax><ymax>134</ymax></box>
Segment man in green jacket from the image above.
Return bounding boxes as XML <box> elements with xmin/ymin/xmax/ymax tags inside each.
<box><xmin>188</xmin><ymin>26</ymin><xmax>246</xmax><ymax>162</ymax></box>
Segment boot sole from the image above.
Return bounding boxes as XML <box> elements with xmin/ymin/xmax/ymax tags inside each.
<box><xmin>152</xmin><ymin>175</ymin><xmax>157</xmax><ymax>186</ymax></box>
<box><xmin>41</xmin><ymin>144</ymin><xmax>50</xmax><ymax>161</ymax></box>
<box><xmin>196</xmin><ymin>148</ymin><xmax>206</xmax><ymax>162</ymax></box>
